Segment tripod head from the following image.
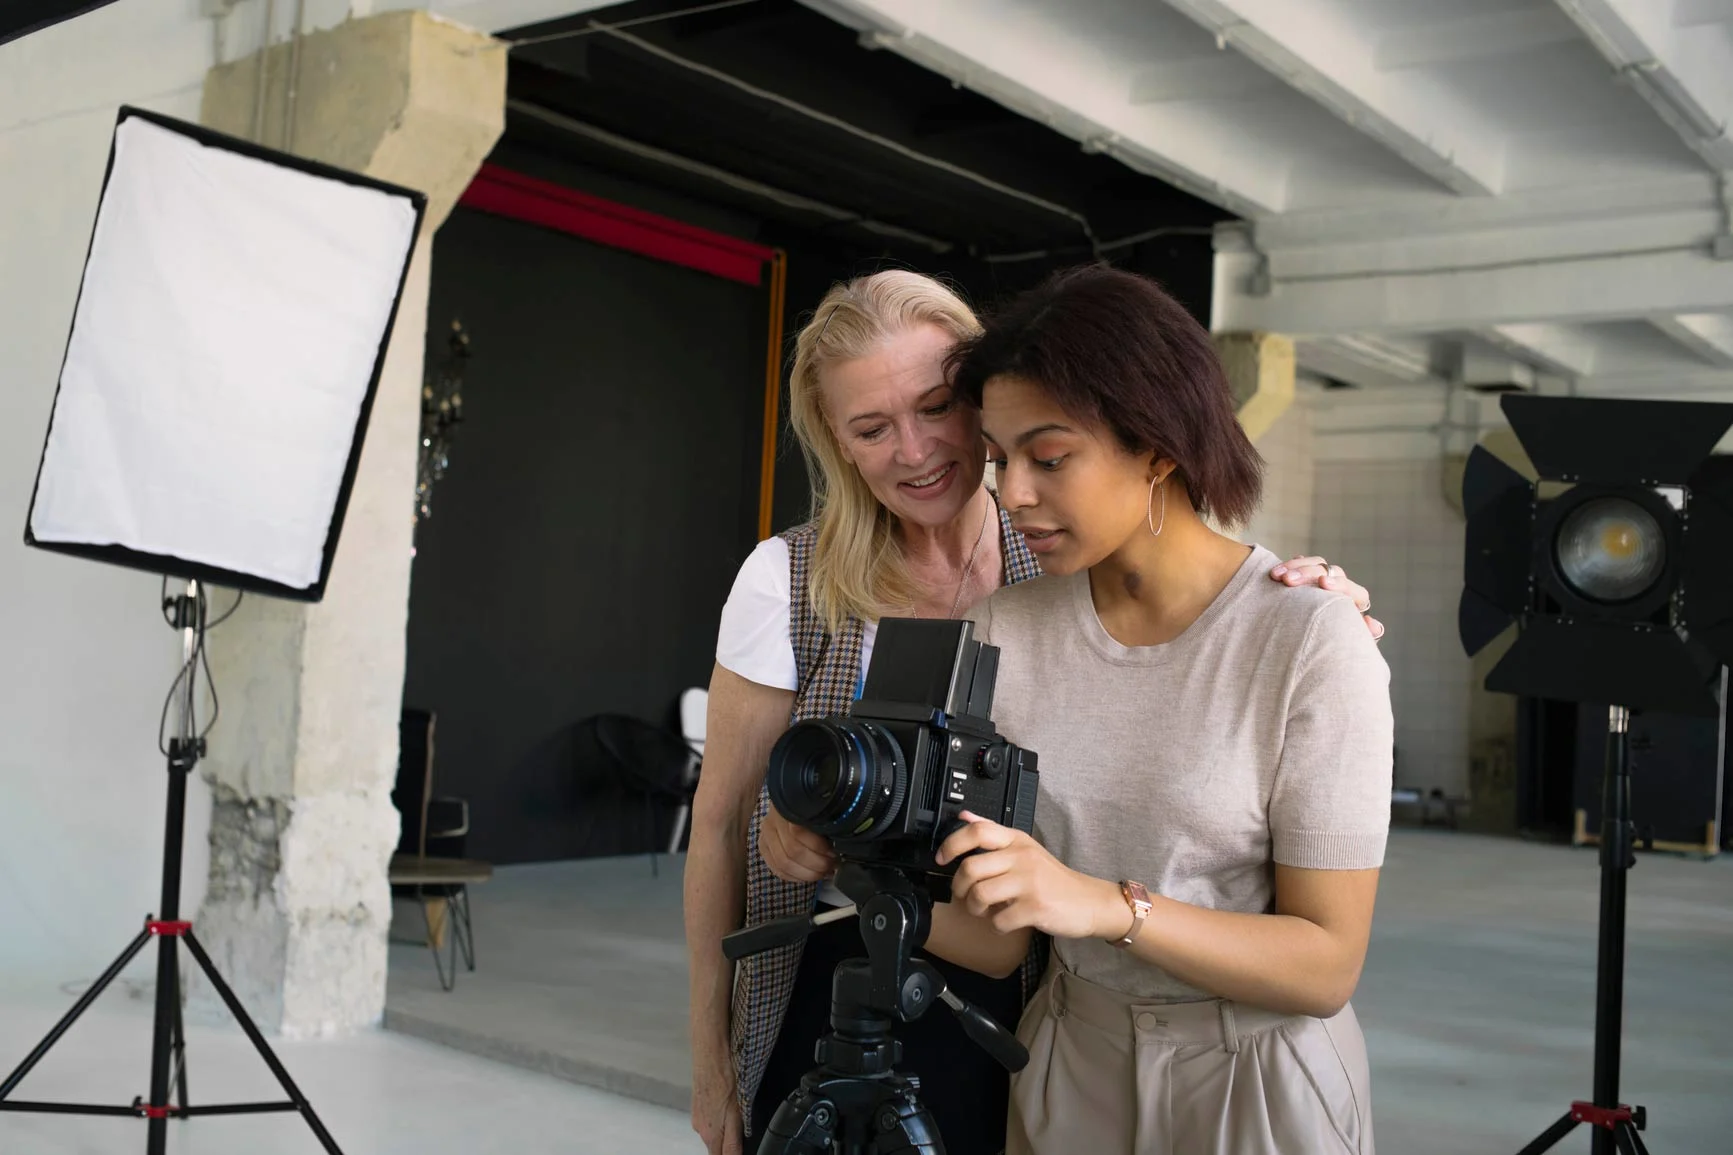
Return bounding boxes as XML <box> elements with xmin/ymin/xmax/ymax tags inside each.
<box><xmin>724</xmin><ymin>861</ymin><xmax>1029</xmax><ymax>1074</ymax></box>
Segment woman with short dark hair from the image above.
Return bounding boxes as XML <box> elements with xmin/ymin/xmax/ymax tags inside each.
<box><xmin>922</xmin><ymin>263</ymin><xmax>1392</xmax><ymax>1154</ymax></box>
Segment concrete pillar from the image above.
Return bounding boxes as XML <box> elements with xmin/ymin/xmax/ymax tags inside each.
<box><xmin>1216</xmin><ymin>330</ymin><xmax>1296</xmax><ymax>443</ymax></box>
<box><xmin>189</xmin><ymin>11</ymin><xmax>504</xmax><ymax>1038</ymax></box>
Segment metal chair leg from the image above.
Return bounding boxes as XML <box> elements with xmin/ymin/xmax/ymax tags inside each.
<box><xmin>418</xmin><ymin>887</ymin><xmax>454</xmax><ymax>992</ymax></box>
<box><xmin>452</xmin><ymin>887</ymin><xmax>476</xmax><ymax>973</ymax></box>
<box><xmin>668</xmin><ymin>803</ymin><xmax>690</xmax><ymax>855</ymax></box>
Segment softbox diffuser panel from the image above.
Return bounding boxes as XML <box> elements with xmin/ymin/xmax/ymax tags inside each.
<box><xmin>1501</xmin><ymin>394</ymin><xmax>1733</xmax><ymax>487</ymax></box>
<box><xmin>25</xmin><ymin>107</ymin><xmax>425</xmax><ymax>601</ymax></box>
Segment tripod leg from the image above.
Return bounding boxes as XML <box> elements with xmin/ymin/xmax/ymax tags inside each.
<box><xmin>1514</xmin><ymin>1111</ymin><xmax>1578</xmax><ymax>1155</ymax></box>
<box><xmin>0</xmin><ymin>927</ymin><xmax>153</xmax><ymax>1101</ymax></box>
<box><xmin>1621</xmin><ymin>1121</ymin><xmax>1651</xmax><ymax>1155</ymax></box>
<box><xmin>180</xmin><ymin>930</ymin><xmax>345</xmax><ymax>1155</ymax></box>
<box><xmin>146</xmin><ymin>931</ymin><xmax>179</xmax><ymax>1155</ymax></box>
<box><xmin>171</xmin><ymin>961</ymin><xmax>189</xmax><ymax>1111</ymax></box>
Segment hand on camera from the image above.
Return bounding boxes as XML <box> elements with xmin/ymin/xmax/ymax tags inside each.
<box><xmin>935</xmin><ymin>812</ymin><xmax>1118</xmax><ymax>942</ymax></box>
<box><xmin>760</xmin><ymin>807</ymin><xmax>837</xmax><ymax>883</ymax></box>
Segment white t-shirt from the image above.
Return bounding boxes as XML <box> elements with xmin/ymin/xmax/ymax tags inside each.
<box><xmin>715</xmin><ymin>535</ymin><xmax>870</xmax><ymax>907</ymax></box>
<box><xmin>716</xmin><ymin>536</ymin><xmax>877</xmax><ymax>695</ymax></box>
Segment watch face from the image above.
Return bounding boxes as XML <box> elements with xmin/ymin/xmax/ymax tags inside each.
<box><xmin>1124</xmin><ymin>880</ymin><xmax>1151</xmax><ymax>909</ymax></box>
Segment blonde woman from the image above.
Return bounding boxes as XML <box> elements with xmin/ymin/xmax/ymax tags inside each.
<box><xmin>683</xmin><ymin>270</ymin><xmax>1380</xmax><ymax>1155</ymax></box>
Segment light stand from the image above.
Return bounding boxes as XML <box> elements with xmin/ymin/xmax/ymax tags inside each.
<box><xmin>723</xmin><ymin>862</ymin><xmax>1027</xmax><ymax>1155</ymax></box>
<box><xmin>1458</xmin><ymin>395</ymin><xmax>1733</xmax><ymax>1155</ymax></box>
<box><xmin>1516</xmin><ymin>705</ymin><xmax>1650</xmax><ymax>1155</ymax></box>
<box><xmin>0</xmin><ymin>581</ymin><xmax>341</xmax><ymax>1154</ymax></box>
<box><xmin>4</xmin><ymin>103</ymin><xmax>423</xmax><ymax>1153</ymax></box>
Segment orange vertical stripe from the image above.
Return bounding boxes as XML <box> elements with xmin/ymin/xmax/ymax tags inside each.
<box><xmin>758</xmin><ymin>251</ymin><xmax>788</xmax><ymax>540</ymax></box>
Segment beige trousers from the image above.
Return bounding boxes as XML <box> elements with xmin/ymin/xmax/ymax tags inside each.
<box><xmin>1007</xmin><ymin>967</ymin><xmax>1374</xmax><ymax>1155</ymax></box>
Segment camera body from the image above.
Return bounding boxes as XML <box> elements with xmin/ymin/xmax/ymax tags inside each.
<box><xmin>766</xmin><ymin>617</ymin><xmax>1039</xmax><ymax>898</ymax></box>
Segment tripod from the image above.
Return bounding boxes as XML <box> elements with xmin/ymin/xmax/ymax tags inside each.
<box><xmin>724</xmin><ymin>862</ymin><xmax>1028</xmax><ymax>1155</ymax></box>
<box><xmin>1515</xmin><ymin>705</ymin><xmax>1651</xmax><ymax>1155</ymax></box>
<box><xmin>0</xmin><ymin>581</ymin><xmax>343</xmax><ymax>1155</ymax></box>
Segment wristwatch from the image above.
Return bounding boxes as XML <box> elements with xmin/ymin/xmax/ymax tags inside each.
<box><xmin>1110</xmin><ymin>880</ymin><xmax>1152</xmax><ymax>948</ymax></box>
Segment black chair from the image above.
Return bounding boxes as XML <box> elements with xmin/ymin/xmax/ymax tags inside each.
<box><xmin>389</xmin><ymin>708</ymin><xmax>492</xmax><ymax>990</ymax></box>
<box><xmin>584</xmin><ymin>712</ymin><xmax>700</xmax><ymax>876</ymax></box>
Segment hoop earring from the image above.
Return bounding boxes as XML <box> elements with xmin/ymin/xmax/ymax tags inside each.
<box><xmin>1147</xmin><ymin>475</ymin><xmax>1166</xmax><ymax>538</ymax></box>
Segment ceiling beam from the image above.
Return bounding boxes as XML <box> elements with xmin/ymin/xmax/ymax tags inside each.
<box><xmin>1554</xmin><ymin>0</ymin><xmax>1733</xmax><ymax>170</ymax></box>
<box><xmin>1216</xmin><ymin>230</ymin><xmax>1733</xmax><ymax>336</ymax></box>
<box><xmin>1652</xmin><ymin>313</ymin><xmax>1733</xmax><ymax>365</ymax></box>
<box><xmin>372</xmin><ymin>0</ymin><xmax>621</xmax><ymax>35</ymax></box>
<box><xmin>801</xmin><ymin>0</ymin><xmax>1285</xmax><ymax>215</ymax></box>
<box><xmin>1374</xmin><ymin>8</ymin><xmax>1582</xmax><ymax>71</ymax></box>
<box><xmin>1163</xmin><ymin>0</ymin><xmax>1507</xmax><ymax>195</ymax></box>
<box><xmin>1296</xmin><ymin>335</ymin><xmax>1436</xmax><ymax>389</ymax></box>
<box><xmin>1483</xmin><ymin>323</ymin><xmax>1599</xmax><ymax>377</ymax></box>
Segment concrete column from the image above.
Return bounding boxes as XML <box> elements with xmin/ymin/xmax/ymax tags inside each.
<box><xmin>189</xmin><ymin>11</ymin><xmax>504</xmax><ymax>1038</ymax></box>
<box><xmin>1216</xmin><ymin>330</ymin><xmax>1296</xmax><ymax>443</ymax></box>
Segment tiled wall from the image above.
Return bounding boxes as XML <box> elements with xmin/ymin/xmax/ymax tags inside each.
<box><xmin>1310</xmin><ymin>456</ymin><xmax>1473</xmax><ymax>797</ymax></box>
<box><xmin>1240</xmin><ymin>402</ymin><xmax>1315</xmax><ymax>561</ymax></box>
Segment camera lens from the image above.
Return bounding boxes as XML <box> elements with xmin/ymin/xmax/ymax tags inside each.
<box><xmin>767</xmin><ymin>719</ymin><xmax>906</xmax><ymax>838</ymax></box>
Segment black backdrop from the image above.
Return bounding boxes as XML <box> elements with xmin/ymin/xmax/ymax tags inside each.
<box><xmin>404</xmin><ymin>144</ymin><xmax>1218</xmax><ymax>865</ymax></box>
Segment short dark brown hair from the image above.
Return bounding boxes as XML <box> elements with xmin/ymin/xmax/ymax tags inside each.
<box><xmin>948</xmin><ymin>263</ymin><xmax>1264</xmax><ymax>528</ymax></box>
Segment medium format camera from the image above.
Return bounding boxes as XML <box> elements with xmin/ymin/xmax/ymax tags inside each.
<box><xmin>765</xmin><ymin>617</ymin><xmax>1039</xmax><ymax>897</ymax></box>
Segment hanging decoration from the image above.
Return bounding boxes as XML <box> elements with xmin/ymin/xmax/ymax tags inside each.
<box><xmin>415</xmin><ymin>318</ymin><xmax>469</xmax><ymax>526</ymax></box>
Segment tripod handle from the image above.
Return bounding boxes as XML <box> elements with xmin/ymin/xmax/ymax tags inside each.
<box><xmin>935</xmin><ymin>985</ymin><xmax>1029</xmax><ymax>1073</ymax></box>
<box><xmin>722</xmin><ymin>904</ymin><xmax>857</xmax><ymax>962</ymax></box>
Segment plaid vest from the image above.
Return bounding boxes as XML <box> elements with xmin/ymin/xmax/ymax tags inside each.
<box><xmin>731</xmin><ymin>496</ymin><xmax>1047</xmax><ymax>1132</ymax></box>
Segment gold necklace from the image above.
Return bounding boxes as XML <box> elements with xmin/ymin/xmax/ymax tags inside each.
<box><xmin>945</xmin><ymin>496</ymin><xmax>992</xmax><ymax>619</ymax></box>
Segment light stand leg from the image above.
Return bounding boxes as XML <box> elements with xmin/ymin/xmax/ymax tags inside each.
<box><xmin>0</xmin><ymin>927</ymin><xmax>154</xmax><ymax>1106</ymax></box>
<box><xmin>1591</xmin><ymin>705</ymin><xmax>1633</xmax><ymax>1155</ymax></box>
<box><xmin>145</xmin><ymin>732</ymin><xmax>196</xmax><ymax>1155</ymax></box>
<box><xmin>0</xmin><ymin>581</ymin><xmax>345</xmax><ymax>1153</ymax></box>
<box><xmin>1510</xmin><ymin>705</ymin><xmax>1651</xmax><ymax>1155</ymax></box>
<box><xmin>179</xmin><ymin>931</ymin><xmax>343</xmax><ymax>1153</ymax></box>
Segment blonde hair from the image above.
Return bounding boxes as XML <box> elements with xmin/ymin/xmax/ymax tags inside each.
<box><xmin>787</xmin><ymin>270</ymin><xmax>983</xmax><ymax>634</ymax></box>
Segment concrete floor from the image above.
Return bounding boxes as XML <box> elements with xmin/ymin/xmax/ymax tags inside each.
<box><xmin>0</xmin><ymin>980</ymin><xmax>700</xmax><ymax>1154</ymax></box>
<box><xmin>384</xmin><ymin>829</ymin><xmax>1733</xmax><ymax>1155</ymax></box>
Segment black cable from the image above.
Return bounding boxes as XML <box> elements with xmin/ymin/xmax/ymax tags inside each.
<box><xmin>505</xmin><ymin>0</ymin><xmax>764</xmax><ymax>48</ymax></box>
<box><xmin>198</xmin><ymin>589</ymin><xmax>220</xmax><ymax>740</ymax></box>
<box><xmin>207</xmin><ymin>588</ymin><xmax>244</xmax><ymax>629</ymax></box>
<box><xmin>156</xmin><ymin>649</ymin><xmax>195</xmax><ymax>759</ymax></box>
<box><xmin>155</xmin><ymin>582</ymin><xmax>225</xmax><ymax>754</ymax></box>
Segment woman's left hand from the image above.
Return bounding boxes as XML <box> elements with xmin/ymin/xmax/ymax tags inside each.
<box><xmin>1270</xmin><ymin>555</ymin><xmax>1385</xmax><ymax>642</ymax></box>
<box><xmin>935</xmin><ymin>812</ymin><xmax>1119</xmax><ymax>941</ymax></box>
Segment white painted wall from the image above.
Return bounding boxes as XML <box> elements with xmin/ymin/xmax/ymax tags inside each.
<box><xmin>1311</xmin><ymin>455</ymin><xmax>1473</xmax><ymax>799</ymax></box>
<box><xmin>1239</xmin><ymin>400</ymin><xmax>1316</xmax><ymax>561</ymax></box>
<box><xmin>0</xmin><ymin>0</ymin><xmax>611</xmax><ymax>988</ymax></box>
<box><xmin>0</xmin><ymin>1</ymin><xmax>223</xmax><ymax>989</ymax></box>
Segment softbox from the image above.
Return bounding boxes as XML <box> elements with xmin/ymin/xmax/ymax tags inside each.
<box><xmin>24</xmin><ymin>105</ymin><xmax>426</xmax><ymax>600</ymax></box>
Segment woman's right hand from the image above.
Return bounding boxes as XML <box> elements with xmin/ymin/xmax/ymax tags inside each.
<box><xmin>760</xmin><ymin>807</ymin><xmax>838</xmax><ymax>883</ymax></box>
<box><xmin>691</xmin><ymin>1046</ymin><xmax>744</xmax><ymax>1155</ymax></box>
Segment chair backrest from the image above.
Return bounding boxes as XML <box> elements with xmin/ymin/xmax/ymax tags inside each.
<box><xmin>679</xmin><ymin>687</ymin><xmax>708</xmax><ymax>754</ymax></box>
<box><xmin>590</xmin><ymin>713</ymin><xmax>694</xmax><ymax>795</ymax></box>
<box><xmin>394</xmin><ymin>708</ymin><xmax>437</xmax><ymax>857</ymax></box>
